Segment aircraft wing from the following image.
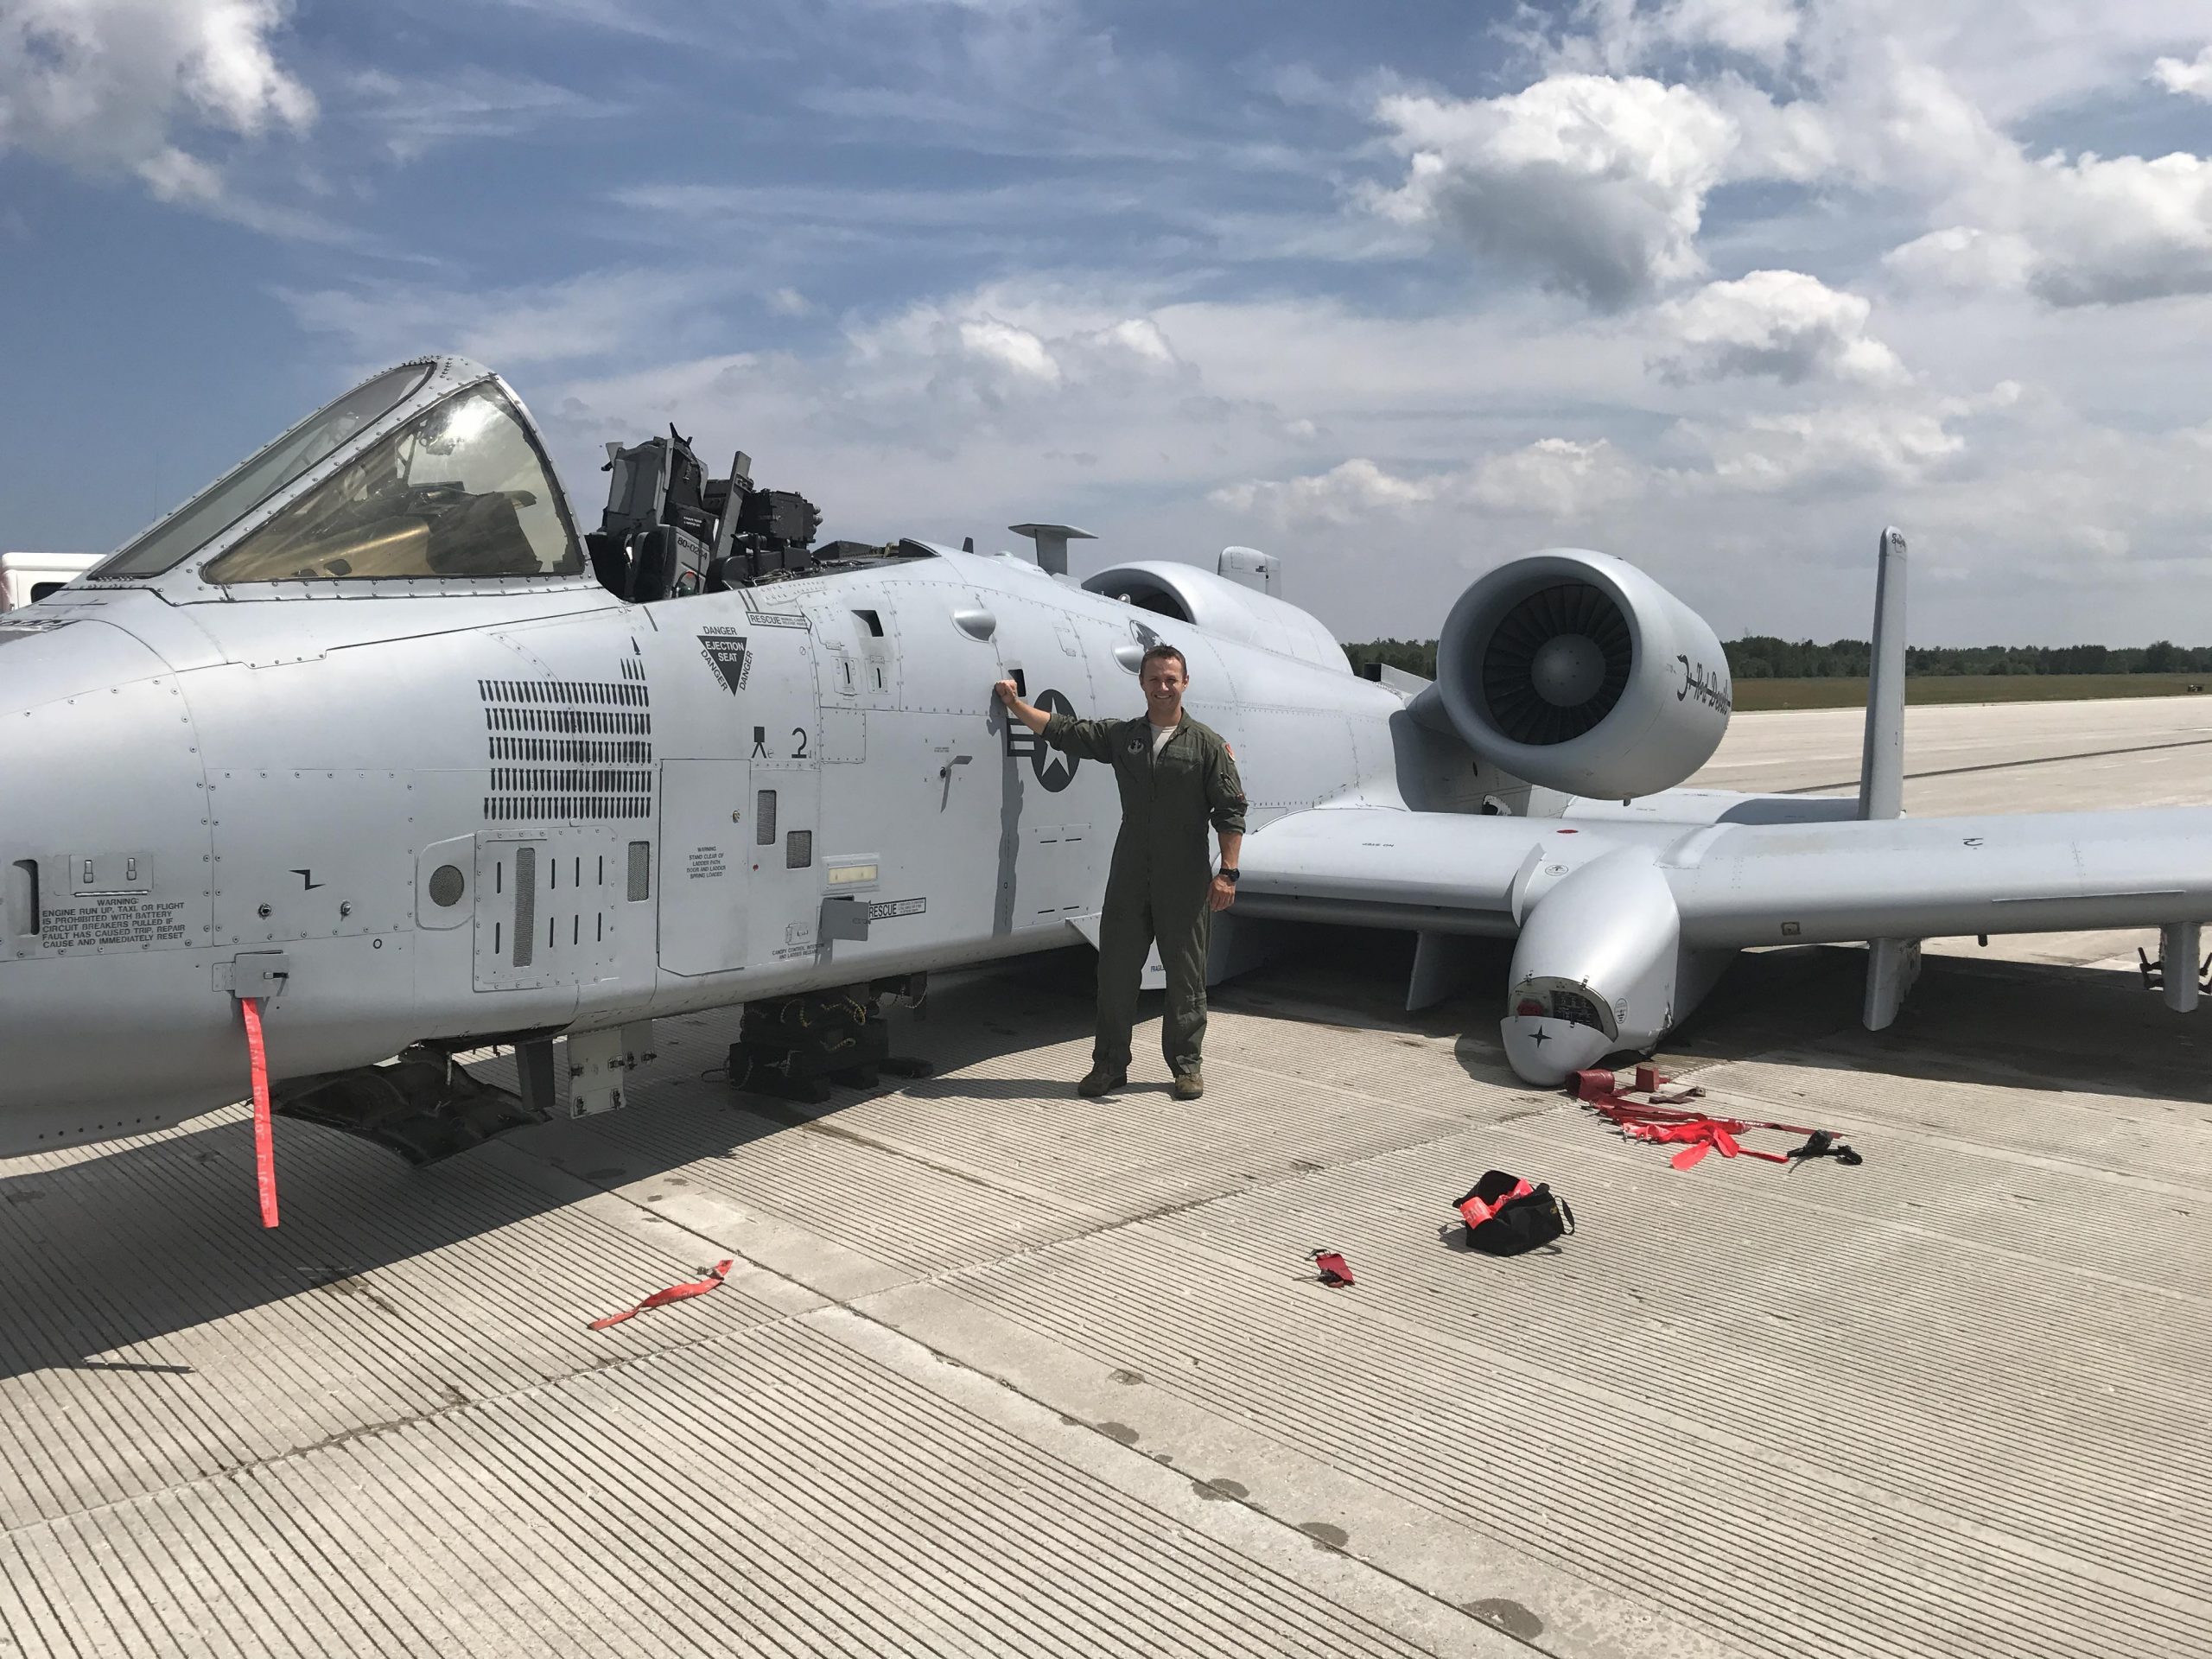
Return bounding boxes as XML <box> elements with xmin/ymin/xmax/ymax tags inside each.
<box><xmin>1241</xmin><ymin>804</ymin><xmax>2212</xmax><ymax>949</ymax></box>
<box><xmin>1663</xmin><ymin>806</ymin><xmax>2212</xmax><ymax>947</ymax></box>
<box><xmin>1234</xmin><ymin>806</ymin><xmax>1584</xmax><ymax>932</ymax></box>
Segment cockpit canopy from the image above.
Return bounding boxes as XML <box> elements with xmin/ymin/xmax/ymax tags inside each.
<box><xmin>89</xmin><ymin>359</ymin><xmax>584</xmax><ymax>590</ymax></box>
<box><xmin>203</xmin><ymin>385</ymin><xmax>581</xmax><ymax>582</ymax></box>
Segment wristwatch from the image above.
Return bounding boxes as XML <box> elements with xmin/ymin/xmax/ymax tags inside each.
<box><xmin>1217</xmin><ymin>867</ymin><xmax>1240</xmax><ymax>885</ymax></box>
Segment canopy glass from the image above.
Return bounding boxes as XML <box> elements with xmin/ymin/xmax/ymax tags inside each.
<box><xmin>202</xmin><ymin>383</ymin><xmax>582</xmax><ymax>583</ymax></box>
<box><xmin>93</xmin><ymin>364</ymin><xmax>431</xmax><ymax>580</ymax></box>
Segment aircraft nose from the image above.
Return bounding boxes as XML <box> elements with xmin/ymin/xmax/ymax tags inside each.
<box><xmin>0</xmin><ymin>620</ymin><xmax>234</xmax><ymax>1144</ymax></box>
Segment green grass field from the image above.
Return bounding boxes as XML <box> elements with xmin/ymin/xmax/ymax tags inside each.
<box><xmin>1732</xmin><ymin>673</ymin><xmax>2212</xmax><ymax>712</ymax></box>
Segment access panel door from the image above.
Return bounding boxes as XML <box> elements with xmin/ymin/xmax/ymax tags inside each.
<box><xmin>658</xmin><ymin>760</ymin><xmax>749</xmax><ymax>976</ymax></box>
<box><xmin>732</xmin><ymin>614</ymin><xmax>825</xmax><ymax>967</ymax></box>
<box><xmin>472</xmin><ymin>833</ymin><xmax>610</xmax><ymax>1002</ymax></box>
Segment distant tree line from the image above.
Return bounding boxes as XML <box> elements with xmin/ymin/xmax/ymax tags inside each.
<box><xmin>1342</xmin><ymin>638</ymin><xmax>1440</xmax><ymax>679</ymax></box>
<box><xmin>1341</xmin><ymin>636</ymin><xmax>2212</xmax><ymax>681</ymax></box>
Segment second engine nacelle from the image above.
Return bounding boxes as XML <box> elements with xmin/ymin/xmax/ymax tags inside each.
<box><xmin>1433</xmin><ymin>549</ymin><xmax>1732</xmax><ymax>800</ymax></box>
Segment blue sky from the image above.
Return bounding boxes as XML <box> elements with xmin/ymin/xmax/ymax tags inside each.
<box><xmin>3</xmin><ymin>0</ymin><xmax>2211</xmax><ymax>642</ymax></box>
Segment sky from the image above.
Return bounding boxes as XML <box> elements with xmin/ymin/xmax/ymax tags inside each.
<box><xmin>2</xmin><ymin>0</ymin><xmax>2210</xmax><ymax>645</ymax></box>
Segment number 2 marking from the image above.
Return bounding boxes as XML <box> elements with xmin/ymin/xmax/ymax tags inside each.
<box><xmin>792</xmin><ymin>727</ymin><xmax>810</xmax><ymax>760</ymax></box>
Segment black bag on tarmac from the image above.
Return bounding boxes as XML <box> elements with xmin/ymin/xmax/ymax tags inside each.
<box><xmin>1454</xmin><ymin>1170</ymin><xmax>1574</xmax><ymax>1255</ymax></box>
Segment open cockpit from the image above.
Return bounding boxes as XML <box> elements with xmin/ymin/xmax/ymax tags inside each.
<box><xmin>85</xmin><ymin>358</ymin><xmax>594</xmax><ymax>600</ymax></box>
<box><xmin>583</xmin><ymin>423</ymin><xmax>933</xmax><ymax>604</ymax></box>
<box><xmin>79</xmin><ymin>353</ymin><xmax>939</xmax><ymax>607</ymax></box>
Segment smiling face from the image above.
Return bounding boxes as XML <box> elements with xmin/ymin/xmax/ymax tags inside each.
<box><xmin>1140</xmin><ymin>649</ymin><xmax>1188</xmax><ymax>722</ymax></box>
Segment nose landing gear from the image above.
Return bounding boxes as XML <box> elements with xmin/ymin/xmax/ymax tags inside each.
<box><xmin>726</xmin><ymin>978</ymin><xmax>933</xmax><ymax>1106</ymax></box>
<box><xmin>275</xmin><ymin>1044</ymin><xmax>548</xmax><ymax>1164</ymax></box>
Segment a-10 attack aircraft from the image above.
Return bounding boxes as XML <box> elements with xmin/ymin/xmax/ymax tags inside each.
<box><xmin>5</xmin><ymin>355</ymin><xmax>2210</xmax><ymax>1185</ymax></box>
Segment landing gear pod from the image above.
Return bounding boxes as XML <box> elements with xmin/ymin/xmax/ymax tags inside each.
<box><xmin>1503</xmin><ymin>847</ymin><xmax>1725</xmax><ymax>1084</ymax></box>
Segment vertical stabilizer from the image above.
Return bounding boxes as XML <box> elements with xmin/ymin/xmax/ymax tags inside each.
<box><xmin>1859</xmin><ymin>526</ymin><xmax>1908</xmax><ymax>821</ymax></box>
<box><xmin>1859</xmin><ymin>526</ymin><xmax>1919</xmax><ymax>1027</ymax></box>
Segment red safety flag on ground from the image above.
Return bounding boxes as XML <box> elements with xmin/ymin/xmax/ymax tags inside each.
<box><xmin>1573</xmin><ymin>1068</ymin><xmax>1862</xmax><ymax>1172</ymax></box>
<box><xmin>238</xmin><ymin>996</ymin><xmax>280</xmax><ymax>1230</ymax></box>
<box><xmin>588</xmin><ymin>1260</ymin><xmax>736</xmax><ymax>1330</ymax></box>
<box><xmin>1310</xmin><ymin>1249</ymin><xmax>1355</xmax><ymax>1287</ymax></box>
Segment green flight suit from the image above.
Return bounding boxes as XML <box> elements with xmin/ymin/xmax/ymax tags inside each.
<box><xmin>1044</xmin><ymin>709</ymin><xmax>1247</xmax><ymax>1076</ymax></box>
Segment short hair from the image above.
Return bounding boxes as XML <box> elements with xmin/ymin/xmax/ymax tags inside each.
<box><xmin>1139</xmin><ymin>644</ymin><xmax>1188</xmax><ymax>677</ymax></box>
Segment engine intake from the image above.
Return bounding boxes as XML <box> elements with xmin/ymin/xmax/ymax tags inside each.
<box><xmin>1435</xmin><ymin>549</ymin><xmax>1730</xmax><ymax>799</ymax></box>
<box><xmin>1482</xmin><ymin>581</ymin><xmax>1633</xmax><ymax>745</ymax></box>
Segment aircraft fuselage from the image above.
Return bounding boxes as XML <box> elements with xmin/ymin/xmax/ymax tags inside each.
<box><xmin>0</xmin><ymin>551</ymin><xmax>1418</xmax><ymax>1154</ymax></box>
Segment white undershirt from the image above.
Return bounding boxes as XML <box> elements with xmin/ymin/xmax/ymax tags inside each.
<box><xmin>1150</xmin><ymin>721</ymin><xmax>1177</xmax><ymax>756</ymax></box>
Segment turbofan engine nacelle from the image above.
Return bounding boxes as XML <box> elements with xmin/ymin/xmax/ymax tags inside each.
<box><xmin>1434</xmin><ymin>549</ymin><xmax>1731</xmax><ymax>800</ymax></box>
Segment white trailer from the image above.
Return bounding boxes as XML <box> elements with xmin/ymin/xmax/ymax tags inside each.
<box><xmin>0</xmin><ymin>552</ymin><xmax>99</xmax><ymax>612</ymax></box>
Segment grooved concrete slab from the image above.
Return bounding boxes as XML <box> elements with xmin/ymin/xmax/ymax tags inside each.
<box><xmin>3</xmin><ymin>700</ymin><xmax>2209</xmax><ymax>1657</ymax></box>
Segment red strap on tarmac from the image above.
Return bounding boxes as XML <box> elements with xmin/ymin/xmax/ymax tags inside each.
<box><xmin>238</xmin><ymin>996</ymin><xmax>280</xmax><ymax>1230</ymax></box>
<box><xmin>588</xmin><ymin>1260</ymin><xmax>736</xmax><ymax>1330</ymax></box>
<box><xmin>1574</xmin><ymin>1067</ymin><xmax>1834</xmax><ymax>1170</ymax></box>
<box><xmin>1310</xmin><ymin>1249</ymin><xmax>1355</xmax><ymax>1287</ymax></box>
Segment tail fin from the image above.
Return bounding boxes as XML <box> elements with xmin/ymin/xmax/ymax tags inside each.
<box><xmin>1858</xmin><ymin>526</ymin><xmax>1919</xmax><ymax>1028</ymax></box>
<box><xmin>1859</xmin><ymin>526</ymin><xmax>1908</xmax><ymax>821</ymax></box>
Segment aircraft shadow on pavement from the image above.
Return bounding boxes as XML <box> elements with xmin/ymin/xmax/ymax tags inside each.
<box><xmin>2</xmin><ymin>935</ymin><xmax>2197</xmax><ymax>1377</ymax></box>
<box><xmin>1656</xmin><ymin>944</ymin><xmax>2212</xmax><ymax>1105</ymax></box>
<box><xmin>0</xmin><ymin>968</ymin><xmax>1101</xmax><ymax>1382</ymax></box>
<box><xmin>1215</xmin><ymin>923</ymin><xmax>2211</xmax><ymax>1106</ymax></box>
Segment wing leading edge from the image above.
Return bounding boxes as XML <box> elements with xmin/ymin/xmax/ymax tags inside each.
<box><xmin>1233</xmin><ymin>807</ymin><xmax>1655</xmax><ymax>937</ymax></box>
<box><xmin>1243</xmin><ymin>803</ymin><xmax>2212</xmax><ymax>948</ymax></box>
<box><xmin>1664</xmin><ymin>805</ymin><xmax>2212</xmax><ymax>948</ymax></box>
<box><xmin>1237</xmin><ymin>800</ymin><xmax>2212</xmax><ymax>1086</ymax></box>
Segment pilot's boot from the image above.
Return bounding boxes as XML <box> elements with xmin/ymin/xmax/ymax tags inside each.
<box><xmin>1078</xmin><ymin>1066</ymin><xmax>1128</xmax><ymax>1097</ymax></box>
<box><xmin>1172</xmin><ymin>1069</ymin><xmax>1204</xmax><ymax>1102</ymax></box>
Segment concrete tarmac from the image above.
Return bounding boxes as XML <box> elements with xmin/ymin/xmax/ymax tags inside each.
<box><xmin>1</xmin><ymin>696</ymin><xmax>2206</xmax><ymax>1657</ymax></box>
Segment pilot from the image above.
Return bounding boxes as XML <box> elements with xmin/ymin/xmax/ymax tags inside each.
<box><xmin>995</xmin><ymin>645</ymin><xmax>1246</xmax><ymax>1101</ymax></box>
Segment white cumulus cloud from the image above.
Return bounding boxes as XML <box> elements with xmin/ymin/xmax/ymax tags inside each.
<box><xmin>849</xmin><ymin>294</ymin><xmax>1187</xmax><ymax>410</ymax></box>
<box><xmin>2012</xmin><ymin>151</ymin><xmax>2212</xmax><ymax>306</ymax></box>
<box><xmin>1465</xmin><ymin>437</ymin><xmax>1651</xmax><ymax>516</ymax></box>
<box><xmin>1211</xmin><ymin>458</ymin><xmax>1440</xmax><ymax>526</ymax></box>
<box><xmin>1653</xmin><ymin>270</ymin><xmax>1907</xmax><ymax>385</ymax></box>
<box><xmin>1370</xmin><ymin>74</ymin><xmax>1739</xmax><ymax>308</ymax></box>
<box><xmin>1681</xmin><ymin>400</ymin><xmax>1971</xmax><ymax>493</ymax></box>
<box><xmin>2152</xmin><ymin>44</ymin><xmax>2212</xmax><ymax>100</ymax></box>
<box><xmin>1891</xmin><ymin>153</ymin><xmax>2212</xmax><ymax>306</ymax></box>
<box><xmin>1213</xmin><ymin>438</ymin><xmax>1652</xmax><ymax>530</ymax></box>
<box><xmin>1882</xmin><ymin>226</ymin><xmax>2037</xmax><ymax>291</ymax></box>
<box><xmin>957</xmin><ymin>318</ymin><xmax>1063</xmax><ymax>385</ymax></box>
<box><xmin>0</xmin><ymin>0</ymin><xmax>314</xmax><ymax>195</ymax></box>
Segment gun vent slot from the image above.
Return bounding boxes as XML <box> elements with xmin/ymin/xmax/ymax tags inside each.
<box><xmin>512</xmin><ymin>846</ymin><xmax>537</xmax><ymax>966</ymax></box>
<box><xmin>10</xmin><ymin>860</ymin><xmax>39</xmax><ymax>936</ymax></box>
<box><xmin>785</xmin><ymin>830</ymin><xmax>812</xmax><ymax>869</ymax></box>
<box><xmin>756</xmin><ymin>791</ymin><xmax>778</xmax><ymax>847</ymax></box>
<box><xmin>626</xmin><ymin>840</ymin><xmax>651</xmax><ymax>901</ymax></box>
